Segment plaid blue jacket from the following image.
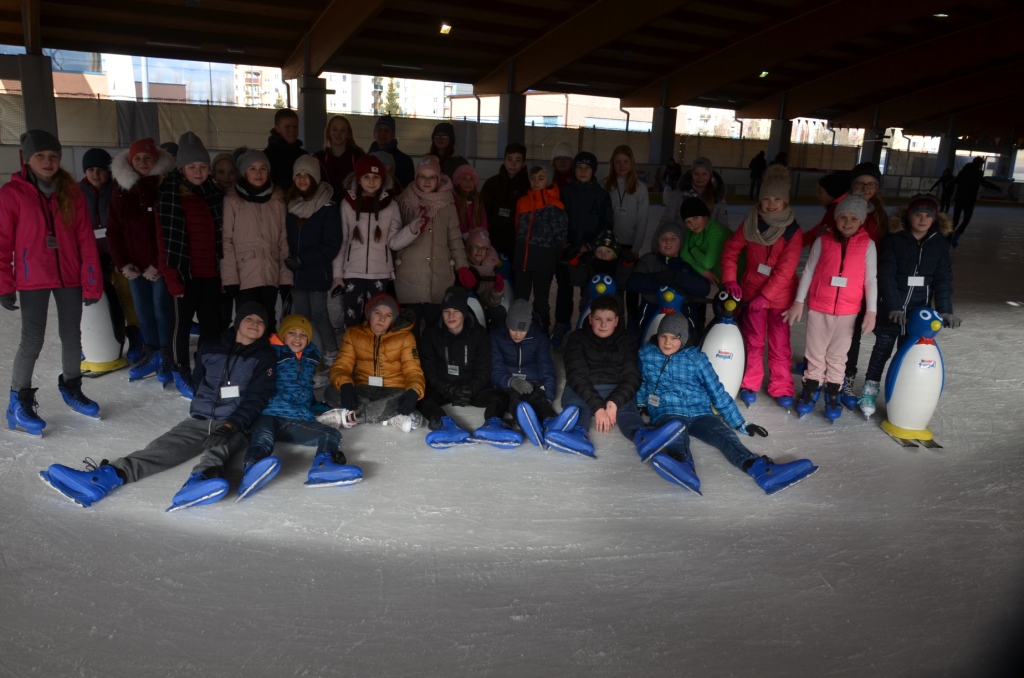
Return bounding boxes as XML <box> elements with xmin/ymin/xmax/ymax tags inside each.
<box><xmin>636</xmin><ymin>344</ymin><xmax>744</xmax><ymax>429</ymax></box>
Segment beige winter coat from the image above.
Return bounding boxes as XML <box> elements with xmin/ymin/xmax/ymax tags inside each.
<box><xmin>394</xmin><ymin>183</ymin><xmax>469</xmax><ymax>305</ymax></box>
<box><xmin>221</xmin><ymin>187</ymin><xmax>293</xmax><ymax>290</ymax></box>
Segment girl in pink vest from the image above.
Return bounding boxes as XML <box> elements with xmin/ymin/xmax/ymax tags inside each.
<box><xmin>784</xmin><ymin>194</ymin><xmax>877</xmax><ymax>421</ymax></box>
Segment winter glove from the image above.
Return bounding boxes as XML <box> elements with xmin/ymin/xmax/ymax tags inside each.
<box><xmin>0</xmin><ymin>293</ymin><xmax>18</xmax><ymax>311</ymax></box>
<box><xmin>782</xmin><ymin>301</ymin><xmax>803</xmax><ymax>326</ymax></box>
<box><xmin>747</xmin><ymin>296</ymin><xmax>769</xmax><ymax>312</ymax></box>
<box><xmin>396</xmin><ymin>389</ymin><xmax>419</xmax><ymax>415</ymax></box>
<box><xmin>941</xmin><ymin>313</ymin><xmax>961</xmax><ymax>329</ymax></box>
<box><xmin>121</xmin><ymin>264</ymin><xmax>141</xmax><ymax>280</ymax></box>
<box><xmin>493</xmin><ymin>273</ymin><xmax>504</xmax><ymax>293</ymax></box>
<box><xmin>456</xmin><ymin>267</ymin><xmax>478</xmax><ymax>289</ymax></box>
<box><xmin>142</xmin><ymin>265</ymin><xmax>160</xmax><ymax>282</ymax></box>
<box><xmin>202</xmin><ymin>423</ymin><xmax>236</xmax><ymax>449</ymax></box>
<box><xmin>450</xmin><ymin>384</ymin><xmax>474</xmax><ymax>407</ymax></box>
<box><xmin>284</xmin><ymin>256</ymin><xmax>302</xmax><ymax>272</ymax></box>
<box><xmin>224</xmin><ymin>284</ymin><xmax>240</xmax><ymax>298</ymax></box>
<box><xmin>337</xmin><ymin>383</ymin><xmax>359</xmax><ymax>411</ymax></box>
<box><xmin>83</xmin><ymin>297</ymin><xmax>99</xmax><ymax>307</ymax></box>
<box><xmin>737</xmin><ymin>422</ymin><xmax>768</xmax><ymax>438</ymax></box>
<box><xmin>330</xmin><ymin>280</ymin><xmax>345</xmax><ymax>298</ymax></box>
<box><xmin>888</xmin><ymin>310</ymin><xmax>907</xmax><ymax>330</ymax></box>
<box><xmin>724</xmin><ymin>281</ymin><xmax>743</xmax><ymax>300</ymax></box>
<box><xmin>509</xmin><ymin>378</ymin><xmax>533</xmax><ymax>395</ymax></box>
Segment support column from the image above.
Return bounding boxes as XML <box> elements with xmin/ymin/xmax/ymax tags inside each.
<box><xmin>933</xmin><ymin>135</ymin><xmax>956</xmax><ymax>175</ymax></box>
<box><xmin>453</xmin><ymin>120</ymin><xmax>477</xmax><ymax>160</ymax></box>
<box><xmin>18</xmin><ymin>54</ymin><xmax>57</xmax><ymax>136</ymax></box>
<box><xmin>648</xmin><ymin>106</ymin><xmax>677</xmax><ymax>165</ymax></box>
<box><xmin>496</xmin><ymin>93</ymin><xmax>525</xmax><ymax>158</ymax></box>
<box><xmin>297</xmin><ymin>75</ymin><xmax>327</xmax><ymax>153</ymax></box>
<box><xmin>994</xmin><ymin>146</ymin><xmax>1017</xmax><ymax>179</ymax></box>
<box><xmin>859</xmin><ymin>128</ymin><xmax>885</xmax><ymax>168</ymax></box>
<box><xmin>766</xmin><ymin>119</ymin><xmax>792</xmax><ymax>165</ymax></box>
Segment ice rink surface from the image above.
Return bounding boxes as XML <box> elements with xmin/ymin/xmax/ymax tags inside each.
<box><xmin>1</xmin><ymin>202</ymin><xmax>1022</xmax><ymax>677</ymax></box>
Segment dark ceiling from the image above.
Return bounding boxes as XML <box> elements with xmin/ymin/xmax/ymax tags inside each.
<box><xmin>3</xmin><ymin>0</ymin><xmax>1022</xmax><ymax>142</ymax></box>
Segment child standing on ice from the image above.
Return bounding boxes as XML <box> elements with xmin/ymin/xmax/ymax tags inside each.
<box><xmin>635</xmin><ymin>313</ymin><xmax>816</xmax><ymax>495</ymax></box>
<box><xmin>856</xmin><ymin>193</ymin><xmax>957</xmax><ymax>419</ymax></box>
<box><xmin>720</xmin><ymin>165</ymin><xmax>802</xmax><ymax>410</ymax></box>
<box><xmin>784</xmin><ymin>194</ymin><xmax>877</xmax><ymax>422</ymax></box>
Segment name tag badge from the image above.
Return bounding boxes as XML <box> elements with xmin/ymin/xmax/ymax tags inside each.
<box><xmin>908</xmin><ymin>276</ymin><xmax>925</xmax><ymax>287</ymax></box>
<box><xmin>147</xmin><ymin>207</ymin><xmax>153</xmax><ymax>212</ymax></box>
<box><xmin>368</xmin><ymin>376</ymin><xmax>384</xmax><ymax>387</ymax></box>
<box><xmin>220</xmin><ymin>385</ymin><xmax>240</xmax><ymax>399</ymax></box>
<box><xmin>615</xmin><ymin>207</ymin><xmax>627</xmax><ymax>214</ymax></box>
<box><xmin>757</xmin><ymin>263</ymin><xmax>772</xmax><ymax>276</ymax></box>
<box><xmin>647</xmin><ymin>394</ymin><xmax>660</xmax><ymax>407</ymax></box>
<box><xmin>498</xmin><ymin>208</ymin><xmax>511</xmax><ymax>218</ymax></box>
<box><xmin>447</xmin><ymin>365</ymin><xmax>460</xmax><ymax>376</ymax></box>
<box><xmin>512</xmin><ymin>373</ymin><xmax>527</xmax><ymax>380</ymax></box>
<box><xmin>46</xmin><ymin>236</ymin><xmax>58</xmax><ymax>249</ymax></box>
<box><xmin>831</xmin><ymin>276</ymin><xmax>848</xmax><ymax>288</ymax></box>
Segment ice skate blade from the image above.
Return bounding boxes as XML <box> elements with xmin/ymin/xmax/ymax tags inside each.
<box><xmin>764</xmin><ymin>465</ymin><xmax>819</xmax><ymax>495</ymax></box>
<box><xmin>916</xmin><ymin>439</ymin><xmax>943</xmax><ymax>449</ymax></box>
<box><xmin>651</xmin><ymin>459</ymin><xmax>702</xmax><ymax>495</ymax></box>
<box><xmin>426</xmin><ymin>438</ymin><xmax>477</xmax><ymax>449</ymax></box>
<box><xmin>235</xmin><ymin>464</ymin><xmax>280</xmax><ymax>502</ymax></box>
<box><xmin>304</xmin><ymin>477</ymin><xmax>364</xmax><ymax>488</ymax></box>
<box><xmin>38</xmin><ymin>470</ymin><xmax>89</xmax><ymax>507</ymax></box>
<box><xmin>7</xmin><ymin>424</ymin><xmax>43</xmax><ymax>437</ymax></box>
<box><xmin>466</xmin><ymin>436</ymin><xmax>521</xmax><ymax>449</ymax></box>
<box><xmin>545</xmin><ymin>441</ymin><xmax>595</xmax><ymax>458</ymax></box>
<box><xmin>166</xmin><ymin>490</ymin><xmax>226</xmax><ymax>512</ymax></box>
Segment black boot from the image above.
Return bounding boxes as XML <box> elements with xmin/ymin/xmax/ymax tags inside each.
<box><xmin>796</xmin><ymin>379</ymin><xmax>820</xmax><ymax>417</ymax></box>
<box><xmin>824</xmin><ymin>382</ymin><xmax>843</xmax><ymax>422</ymax></box>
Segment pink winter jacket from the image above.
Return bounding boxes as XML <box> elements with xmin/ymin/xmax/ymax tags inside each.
<box><xmin>721</xmin><ymin>218</ymin><xmax>802</xmax><ymax>310</ymax></box>
<box><xmin>0</xmin><ymin>170</ymin><xmax>103</xmax><ymax>300</ymax></box>
<box><xmin>801</xmin><ymin>228</ymin><xmax>876</xmax><ymax>315</ymax></box>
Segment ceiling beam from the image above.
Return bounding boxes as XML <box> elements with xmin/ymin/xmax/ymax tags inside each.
<box><xmin>20</xmin><ymin>0</ymin><xmax>39</xmax><ymax>54</ymax></box>
<box><xmin>735</xmin><ymin>11</ymin><xmax>1024</xmax><ymax>120</ymax></box>
<box><xmin>474</xmin><ymin>0</ymin><xmax>695</xmax><ymax>96</ymax></box>
<box><xmin>281</xmin><ymin>0</ymin><xmax>385</xmax><ymax>80</ymax></box>
<box><xmin>903</xmin><ymin>95</ymin><xmax>1024</xmax><ymax>137</ymax></box>
<box><xmin>621</xmin><ymin>0</ymin><xmax>957</xmax><ymax>109</ymax></box>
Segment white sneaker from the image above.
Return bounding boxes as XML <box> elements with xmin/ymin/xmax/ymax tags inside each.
<box><xmin>385</xmin><ymin>415</ymin><xmax>414</xmax><ymax>433</ymax></box>
<box><xmin>317</xmin><ymin>408</ymin><xmax>358</xmax><ymax>429</ymax></box>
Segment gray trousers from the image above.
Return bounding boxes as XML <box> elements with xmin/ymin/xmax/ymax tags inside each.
<box><xmin>111</xmin><ymin>418</ymin><xmax>247</xmax><ymax>483</ymax></box>
<box><xmin>12</xmin><ymin>287</ymin><xmax>83</xmax><ymax>390</ymax></box>
<box><xmin>323</xmin><ymin>384</ymin><xmax>405</xmax><ymax>424</ymax></box>
<box><xmin>290</xmin><ymin>289</ymin><xmax>337</xmax><ymax>353</ymax></box>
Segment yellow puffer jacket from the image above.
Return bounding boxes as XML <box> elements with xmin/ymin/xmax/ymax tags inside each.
<box><xmin>329</xmin><ymin>310</ymin><xmax>425</xmax><ymax>397</ymax></box>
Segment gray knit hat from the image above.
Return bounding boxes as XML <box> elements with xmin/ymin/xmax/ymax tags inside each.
<box><xmin>653</xmin><ymin>221</ymin><xmax>684</xmax><ymax>245</ymax></box>
<box><xmin>835</xmin><ymin>193</ymin><xmax>869</xmax><ymax>223</ymax></box>
<box><xmin>176</xmin><ymin>132</ymin><xmax>209</xmax><ymax>170</ymax></box>
<box><xmin>691</xmin><ymin>156</ymin><xmax>713</xmax><ymax>172</ymax></box>
<box><xmin>506</xmin><ymin>299</ymin><xmax>533</xmax><ymax>332</ymax></box>
<box><xmin>364</xmin><ymin>292</ymin><xmax>399</xmax><ymax>320</ymax></box>
<box><xmin>371</xmin><ymin>150</ymin><xmax>396</xmax><ymax>171</ymax></box>
<box><xmin>20</xmin><ymin>129</ymin><xmax>61</xmax><ymax>160</ymax></box>
<box><xmin>552</xmin><ymin>141</ymin><xmax>575</xmax><ymax>161</ymax></box>
<box><xmin>236</xmin><ymin>148</ymin><xmax>270</xmax><ymax>178</ymax></box>
<box><xmin>759</xmin><ymin>165</ymin><xmax>791</xmax><ymax>203</ymax></box>
<box><xmin>658</xmin><ymin>313</ymin><xmax>689</xmax><ymax>340</ymax></box>
<box><xmin>292</xmin><ymin>154</ymin><xmax>320</xmax><ymax>180</ymax></box>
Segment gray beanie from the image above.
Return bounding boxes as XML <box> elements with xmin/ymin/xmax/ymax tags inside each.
<box><xmin>506</xmin><ymin>299</ymin><xmax>533</xmax><ymax>332</ymax></box>
<box><xmin>653</xmin><ymin>221</ymin><xmax>684</xmax><ymax>245</ymax></box>
<box><xmin>835</xmin><ymin>193</ymin><xmax>869</xmax><ymax>223</ymax></box>
<box><xmin>552</xmin><ymin>141</ymin><xmax>575</xmax><ymax>162</ymax></box>
<box><xmin>658</xmin><ymin>313</ymin><xmax>689</xmax><ymax>340</ymax></box>
<box><xmin>20</xmin><ymin>129</ymin><xmax>61</xmax><ymax>160</ymax></box>
<box><xmin>176</xmin><ymin>132</ymin><xmax>209</xmax><ymax>170</ymax></box>
<box><xmin>371</xmin><ymin>150</ymin><xmax>396</xmax><ymax>171</ymax></box>
<box><xmin>292</xmin><ymin>154</ymin><xmax>320</xmax><ymax>180</ymax></box>
<box><xmin>236</xmin><ymin>148</ymin><xmax>270</xmax><ymax>179</ymax></box>
<box><xmin>691</xmin><ymin>156</ymin><xmax>713</xmax><ymax>172</ymax></box>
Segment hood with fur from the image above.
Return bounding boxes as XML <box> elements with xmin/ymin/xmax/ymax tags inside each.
<box><xmin>678</xmin><ymin>168</ymin><xmax>727</xmax><ymax>203</ymax></box>
<box><xmin>111</xmin><ymin>147</ymin><xmax>176</xmax><ymax>191</ymax></box>
<box><xmin>888</xmin><ymin>208</ymin><xmax>953</xmax><ymax>237</ymax></box>
<box><xmin>342</xmin><ymin>170</ymin><xmax>396</xmax><ymax>210</ymax></box>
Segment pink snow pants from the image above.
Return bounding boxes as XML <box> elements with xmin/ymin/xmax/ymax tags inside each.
<box><xmin>803</xmin><ymin>310</ymin><xmax>856</xmax><ymax>385</ymax></box>
<box><xmin>740</xmin><ymin>305</ymin><xmax>794</xmax><ymax>397</ymax></box>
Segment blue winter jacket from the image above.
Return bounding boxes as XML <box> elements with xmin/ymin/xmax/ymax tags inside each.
<box><xmin>286</xmin><ymin>201</ymin><xmax>342</xmax><ymax>291</ymax></box>
<box><xmin>636</xmin><ymin>343</ymin><xmax>744</xmax><ymax>429</ymax></box>
<box><xmin>262</xmin><ymin>336</ymin><xmax>321</xmax><ymax>421</ymax></box>
<box><xmin>190</xmin><ymin>330</ymin><xmax>277</xmax><ymax>431</ymax></box>
<box><xmin>490</xmin><ymin>325</ymin><xmax>557</xmax><ymax>400</ymax></box>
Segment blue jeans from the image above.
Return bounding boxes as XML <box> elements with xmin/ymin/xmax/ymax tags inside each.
<box><xmin>654</xmin><ymin>413</ymin><xmax>757</xmax><ymax>470</ymax></box>
<box><xmin>561</xmin><ymin>384</ymin><xmax>644</xmax><ymax>441</ymax></box>
<box><xmin>245</xmin><ymin>415</ymin><xmax>342</xmax><ymax>464</ymax></box>
<box><xmin>128</xmin><ymin>276</ymin><xmax>174</xmax><ymax>349</ymax></box>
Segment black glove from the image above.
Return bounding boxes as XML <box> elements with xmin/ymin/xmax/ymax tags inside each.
<box><xmin>83</xmin><ymin>297</ymin><xmax>99</xmax><ymax>306</ymax></box>
<box><xmin>330</xmin><ymin>284</ymin><xmax>345</xmax><ymax>298</ymax></box>
<box><xmin>1</xmin><ymin>293</ymin><xmax>19</xmax><ymax>311</ymax></box>
<box><xmin>396</xmin><ymin>389</ymin><xmax>419</xmax><ymax>415</ymax></box>
<box><xmin>737</xmin><ymin>422</ymin><xmax>768</xmax><ymax>438</ymax></box>
<box><xmin>279</xmin><ymin>285</ymin><xmax>292</xmax><ymax>303</ymax></box>
<box><xmin>202</xmin><ymin>423</ymin><xmax>236</xmax><ymax>449</ymax></box>
<box><xmin>284</xmin><ymin>256</ymin><xmax>302</xmax><ymax>272</ymax></box>
<box><xmin>224</xmin><ymin>284</ymin><xmax>240</xmax><ymax>297</ymax></box>
<box><xmin>450</xmin><ymin>384</ymin><xmax>474</xmax><ymax>407</ymax></box>
<box><xmin>337</xmin><ymin>383</ymin><xmax>359</xmax><ymax>410</ymax></box>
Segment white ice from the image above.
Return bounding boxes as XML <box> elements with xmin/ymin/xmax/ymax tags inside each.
<box><xmin>1</xmin><ymin>204</ymin><xmax>1023</xmax><ymax>677</ymax></box>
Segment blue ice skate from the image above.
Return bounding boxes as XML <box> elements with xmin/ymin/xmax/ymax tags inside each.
<box><xmin>470</xmin><ymin>418</ymin><xmax>523</xmax><ymax>449</ymax></box>
<box><xmin>775</xmin><ymin>395</ymin><xmax>794</xmax><ymax>412</ymax></box>
<box><xmin>125</xmin><ymin>325</ymin><xmax>144</xmax><ymax>364</ymax></box>
<box><xmin>425</xmin><ymin>416</ymin><xmax>472</xmax><ymax>449</ymax></box>
<box><xmin>304</xmin><ymin>452</ymin><xmax>363</xmax><ymax>487</ymax></box>
<box><xmin>58</xmin><ymin>375</ymin><xmax>100</xmax><ymax>418</ymax></box>
<box><xmin>796</xmin><ymin>381</ymin><xmax>821</xmax><ymax>419</ymax></box>
<box><xmin>128</xmin><ymin>349</ymin><xmax>160</xmax><ymax>381</ymax></box>
<box><xmin>747</xmin><ymin>456</ymin><xmax>818</xmax><ymax>495</ymax></box>
<box><xmin>516</xmin><ymin>401</ymin><xmax>545</xmax><ymax>448</ymax></box>
<box><xmin>839</xmin><ymin>376</ymin><xmax>857</xmax><ymax>411</ymax></box>
<box><xmin>166</xmin><ymin>472</ymin><xmax>229</xmax><ymax>512</ymax></box>
<box><xmin>171</xmin><ymin>369</ymin><xmax>195</xmax><ymax>400</ymax></box>
<box><xmin>650</xmin><ymin>453</ymin><xmax>702</xmax><ymax>495</ymax></box>
<box><xmin>544</xmin><ymin>425</ymin><xmax>595</xmax><ymax>458</ymax></box>
<box><xmin>633</xmin><ymin>419</ymin><xmax>686</xmax><ymax>463</ymax></box>
<box><xmin>544</xmin><ymin>405</ymin><xmax>579</xmax><ymax>436</ymax></box>
<box><xmin>236</xmin><ymin>456</ymin><xmax>281</xmax><ymax>501</ymax></box>
<box><xmin>41</xmin><ymin>458</ymin><xmax>123</xmax><ymax>507</ymax></box>
<box><xmin>7</xmin><ymin>389</ymin><xmax>46</xmax><ymax>436</ymax></box>
<box><xmin>739</xmin><ymin>388</ymin><xmax>757</xmax><ymax>408</ymax></box>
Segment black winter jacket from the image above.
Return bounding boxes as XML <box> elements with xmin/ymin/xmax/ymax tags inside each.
<box><xmin>876</xmin><ymin>227</ymin><xmax>953</xmax><ymax>336</ymax></box>
<box><xmin>952</xmin><ymin>163</ymin><xmax>998</xmax><ymax>202</ymax></box>
<box><xmin>627</xmin><ymin>252</ymin><xmax>710</xmax><ymax>304</ymax></box>
<box><xmin>368</xmin><ymin>140</ymin><xmax>415</xmax><ymax>190</ymax></box>
<box><xmin>286</xmin><ymin>202</ymin><xmax>342</xmax><ymax>291</ymax></box>
<box><xmin>481</xmin><ymin>166</ymin><xmax>530</xmax><ymax>259</ymax></box>
<box><xmin>563</xmin><ymin>322</ymin><xmax>642</xmax><ymax>413</ymax></box>
<box><xmin>264</xmin><ymin>130</ymin><xmax>308</xmax><ymax>192</ymax></box>
<box><xmin>560</xmin><ymin>180</ymin><xmax>613</xmax><ymax>248</ymax></box>
<box><xmin>418</xmin><ymin>312</ymin><xmax>492</xmax><ymax>397</ymax></box>
<box><xmin>190</xmin><ymin>330</ymin><xmax>277</xmax><ymax>431</ymax></box>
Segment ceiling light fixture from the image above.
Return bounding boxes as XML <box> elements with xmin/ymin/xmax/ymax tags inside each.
<box><xmin>382</xmin><ymin>63</ymin><xmax>424</xmax><ymax>71</ymax></box>
<box><xmin>933</xmin><ymin>12</ymin><xmax>948</xmax><ymax>18</ymax></box>
<box><xmin>146</xmin><ymin>40</ymin><xmax>201</xmax><ymax>50</ymax></box>
<box><xmin>556</xmin><ymin>81</ymin><xmax>588</xmax><ymax>87</ymax></box>
<box><xmin>440</xmin><ymin>22</ymin><xmax>452</xmax><ymax>34</ymax></box>
<box><xmin>759</xmin><ymin>71</ymin><xmax>769</xmax><ymax>78</ymax></box>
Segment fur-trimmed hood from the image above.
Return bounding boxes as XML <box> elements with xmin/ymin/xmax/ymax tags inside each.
<box><xmin>888</xmin><ymin>208</ymin><xmax>953</xmax><ymax>237</ymax></box>
<box><xmin>110</xmin><ymin>147</ymin><xmax>176</xmax><ymax>191</ymax></box>
<box><xmin>678</xmin><ymin>168</ymin><xmax>727</xmax><ymax>203</ymax></box>
<box><xmin>342</xmin><ymin>168</ymin><xmax>397</xmax><ymax>206</ymax></box>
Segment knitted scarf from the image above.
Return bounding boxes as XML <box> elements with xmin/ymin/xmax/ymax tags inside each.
<box><xmin>157</xmin><ymin>170</ymin><xmax>224</xmax><ymax>283</ymax></box>
<box><xmin>742</xmin><ymin>205</ymin><xmax>795</xmax><ymax>246</ymax></box>
<box><xmin>235</xmin><ymin>177</ymin><xmax>274</xmax><ymax>204</ymax></box>
<box><xmin>288</xmin><ymin>182</ymin><xmax>334</xmax><ymax>219</ymax></box>
<box><xmin>403</xmin><ymin>174</ymin><xmax>454</xmax><ymax>218</ymax></box>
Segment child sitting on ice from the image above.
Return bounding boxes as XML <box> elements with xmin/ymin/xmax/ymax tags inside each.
<box><xmin>635</xmin><ymin>313</ymin><xmax>817</xmax><ymax>495</ymax></box>
<box><xmin>235</xmin><ymin>314</ymin><xmax>363</xmax><ymax>500</ymax></box>
<box><xmin>784</xmin><ymin>193</ymin><xmax>877</xmax><ymax>422</ymax></box>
